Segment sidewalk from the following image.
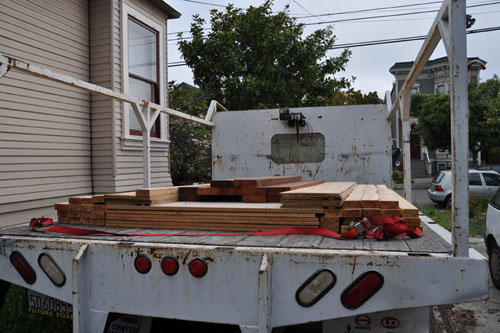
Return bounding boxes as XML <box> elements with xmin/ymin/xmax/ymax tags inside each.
<box><xmin>393</xmin><ymin>177</ymin><xmax>433</xmax><ymax>190</ymax></box>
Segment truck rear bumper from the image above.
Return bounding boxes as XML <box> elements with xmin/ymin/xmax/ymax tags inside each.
<box><xmin>0</xmin><ymin>225</ymin><xmax>488</xmax><ymax>333</ymax></box>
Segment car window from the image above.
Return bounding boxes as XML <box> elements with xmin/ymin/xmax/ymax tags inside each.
<box><xmin>433</xmin><ymin>172</ymin><xmax>445</xmax><ymax>183</ymax></box>
<box><xmin>469</xmin><ymin>173</ymin><xmax>482</xmax><ymax>186</ymax></box>
<box><xmin>492</xmin><ymin>189</ymin><xmax>500</xmax><ymax>209</ymax></box>
<box><xmin>483</xmin><ymin>173</ymin><xmax>500</xmax><ymax>186</ymax></box>
<box><xmin>493</xmin><ymin>166</ymin><xmax>500</xmax><ymax>173</ymax></box>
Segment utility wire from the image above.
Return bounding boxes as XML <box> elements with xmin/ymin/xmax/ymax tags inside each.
<box><xmin>292</xmin><ymin>0</ymin><xmax>324</xmax><ymax>22</ymax></box>
<box><xmin>303</xmin><ymin>1</ymin><xmax>500</xmax><ymax>26</ymax></box>
<box><xmin>167</xmin><ymin>25</ymin><xmax>500</xmax><ymax>67</ymax></box>
<box><xmin>167</xmin><ymin>1</ymin><xmax>500</xmax><ymax>39</ymax></box>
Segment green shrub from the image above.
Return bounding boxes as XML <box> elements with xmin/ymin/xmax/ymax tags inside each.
<box><xmin>0</xmin><ymin>285</ymin><xmax>72</xmax><ymax>332</ymax></box>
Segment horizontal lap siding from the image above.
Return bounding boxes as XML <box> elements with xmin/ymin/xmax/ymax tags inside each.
<box><xmin>113</xmin><ymin>0</ymin><xmax>172</xmax><ymax>192</ymax></box>
<box><xmin>0</xmin><ymin>0</ymin><xmax>91</xmax><ymax>226</ymax></box>
<box><xmin>90</xmin><ymin>0</ymin><xmax>115</xmax><ymax>194</ymax></box>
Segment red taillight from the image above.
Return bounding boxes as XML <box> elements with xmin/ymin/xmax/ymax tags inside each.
<box><xmin>134</xmin><ymin>255</ymin><xmax>152</xmax><ymax>274</ymax></box>
<box><xmin>188</xmin><ymin>258</ymin><xmax>208</xmax><ymax>278</ymax></box>
<box><xmin>161</xmin><ymin>257</ymin><xmax>179</xmax><ymax>276</ymax></box>
<box><xmin>341</xmin><ymin>271</ymin><xmax>384</xmax><ymax>309</ymax></box>
<box><xmin>10</xmin><ymin>251</ymin><xmax>36</xmax><ymax>285</ymax></box>
<box><xmin>435</xmin><ymin>185</ymin><xmax>444</xmax><ymax>192</ymax></box>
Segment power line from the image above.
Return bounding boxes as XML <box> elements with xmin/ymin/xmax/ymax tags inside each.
<box><xmin>167</xmin><ymin>1</ymin><xmax>500</xmax><ymax>40</ymax></box>
<box><xmin>303</xmin><ymin>1</ymin><xmax>500</xmax><ymax>26</ymax></box>
<box><xmin>168</xmin><ymin>25</ymin><xmax>500</xmax><ymax>67</ymax></box>
<box><xmin>292</xmin><ymin>0</ymin><xmax>324</xmax><ymax>22</ymax></box>
<box><xmin>297</xmin><ymin>1</ymin><xmax>443</xmax><ymax>19</ymax></box>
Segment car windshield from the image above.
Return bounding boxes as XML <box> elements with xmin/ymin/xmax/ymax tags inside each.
<box><xmin>433</xmin><ymin>172</ymin><xmax>445</xmax><ymax>184</ymax></box>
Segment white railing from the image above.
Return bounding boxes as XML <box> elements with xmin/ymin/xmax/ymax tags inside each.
<box><xmin>0</xmin><ymin>53</ymin><xmax>227</xmax><ymax>189</ymax></box>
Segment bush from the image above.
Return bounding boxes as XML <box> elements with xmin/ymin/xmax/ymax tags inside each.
<box><xmin>392</xmin><ymin>170</ymin><xmax>403</xmax><ymax>183</ymax></box>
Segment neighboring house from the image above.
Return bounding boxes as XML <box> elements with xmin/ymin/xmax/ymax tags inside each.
<box><xmin>389</xmin><ymin>56</ymin><xmax>486</xmax><ymax>177</ymax></box>
<box><xmin>0</xmin><ymin>0</ymin><xmax>180</xmax><ymax>226</ymax></box>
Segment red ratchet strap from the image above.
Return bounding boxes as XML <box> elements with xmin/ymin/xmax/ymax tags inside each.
<box><xmin>30</xmin><ymin>216</ymin><xmax>421</xmax><ymax>240</ymax></box>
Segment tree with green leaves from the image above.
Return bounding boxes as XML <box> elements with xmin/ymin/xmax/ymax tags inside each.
<box><xmin>411</xmin><ymin>76</ymin><xmax>500</xmax><ymax>165</ymax></box>
<box><xmin>331</xmin><ymin>89</ymin><xmax>382</xmax><ymax>105</ymax></box>
<box><xmin>178</xmin><ymin>1</ymin><xmax>352</xmax><ymax>110</ymax></box>
<box><xmin>168</xmin><ymin>82</ymin><xmax>212</xmax><ymax>185</ymax></box>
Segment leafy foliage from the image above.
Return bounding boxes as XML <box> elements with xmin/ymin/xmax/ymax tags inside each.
<box><xmin>411</xmin><ymin>92</ymin><xmax>451</xmax><ymax>150</ymax></box>
<box><xmin>331</xmin><ymin>89</ymin><xmax>382</xmax><ymax>105</ymax></box>
<box><xmin>0</xmin><ymin>285</ymin><xmax>72</xmax><ymax>332</ymax></box>
<box><xmin>168</xmin><ymin>82</ymin><xmax>212</xmax><ymax>185</ymax></box>
<box><xmin>411</xmin><ymin>76</ymin><xmax>500</xmax><ymax>164</ymax></box>
<box><xmin>178</xmin><ymin>1</ymin><xmax>352</xmax><ymax>110</ymax></box>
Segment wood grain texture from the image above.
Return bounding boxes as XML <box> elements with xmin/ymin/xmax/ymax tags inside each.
<box><xmin>263</xmin><ymin>180</ymin><xmax>325</xmax><ymax>195</ymax></box>
<box><xmin>361</xmin><ymin>185</ymin><xmax>379</xmax><ymax>208</ymax></box>
<box><xmin>343</xmin><ymin>184</ymin><xmax>367</xmax><ymax>208</ymax></box>
<box><xmin>233</xmin><ymin>176</ymin><xmax>301</xmax><ymax>188</ymax></box>
<box><xmin>376</xmin><ymin>185</ymin><xmax>400</xmax><ymax>209</ymax></box>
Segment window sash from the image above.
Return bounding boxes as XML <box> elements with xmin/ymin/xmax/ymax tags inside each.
<box><xmin>127</xmin><ymin>15</ymin><xmax>160</xmax><ymax>137</ymax></box>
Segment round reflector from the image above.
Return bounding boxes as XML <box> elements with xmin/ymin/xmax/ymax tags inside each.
<box><xmin>161</xmin><ymin>256</ymin><xmax>179</xmax><ymax>276</ymax></box>
<box><xmin>134</xmin><ymin>255</ymin><xmax>152</xmax><ymax>274</ymax></box>
<box><xmin>296</xmin><ymin>269</ymin><xmax>337</xmax><ymax>307</ymax></box>
<box><xmin>10</xmin><ymin>251</ymin><xmax>36</xmax><ymax>285</ymax></box>
<box><xmin>38</xmin><ymin>253</ymin><xmax>66</xmax><ymax>287</ymax></box>
<box><xmin>188</xmin><ymin>258</ymin><xmax>208</xmax><ymax>278</ymax></box>
<box><xmin>341</xmin><ymin>270</ymin><xmax>384</xmax><ymax>309</ymax></box>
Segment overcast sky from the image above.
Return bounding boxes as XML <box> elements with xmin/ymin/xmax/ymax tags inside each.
<box><xmin>166</xmin><ymin>0</ymin><xmax>499</xmax><ymax>99</ymax></box>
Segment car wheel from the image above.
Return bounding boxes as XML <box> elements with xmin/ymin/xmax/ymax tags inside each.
<box><xmin>489</xmin><ymin>242</ymin><xmax>500</xmax><ymax>289</ymax></box>
<box><xmin>441</xmin><ymin>195</ymin><xmax>451</xmax><ymax>210</ymax></box>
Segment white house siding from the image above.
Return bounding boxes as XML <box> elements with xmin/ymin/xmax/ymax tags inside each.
<box><xmin>112</xmin><ymin>0</ymin><xmax>172</xmax><ymax>192</ymax></box>
<box><xmin>0</xmin><ymin>0</ymin><xmax>92</xmax><ymax>226</ymax></box>
<box><xmin>89</xmin><ymin>0</ymin><xmax>117</xmax><ymax>194</ymax></box>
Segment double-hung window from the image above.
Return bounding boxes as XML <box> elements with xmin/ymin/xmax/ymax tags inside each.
<box><xmin>128</xmin><ymin>16</ymin><xmax>160</xmax><ymax>136</ymax></box>
<box><xmin>122</xmin><ymin>5</ymin><xmax>165</xmax><ymax>141</ymax></box>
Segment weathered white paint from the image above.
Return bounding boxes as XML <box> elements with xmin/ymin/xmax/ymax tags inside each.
<box><xmin>0</xmin><ymin>234</ymin><xmax>487</xmax><ymax>332</ymax></box>
<box><xmin>212</xmin><ymin>105</ymin><xmax>392</xmax><ymax>185</ymax></box>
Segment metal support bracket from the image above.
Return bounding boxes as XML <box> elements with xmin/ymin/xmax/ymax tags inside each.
<box><xmin>72</xmin><ymin>243</ymin><xmax>89</xmax><ymax>333</ymax></box>
<box><xmin>0</xmin><ymin>62</ymin><xmax>8</xmax><ymax>79</ymax></box>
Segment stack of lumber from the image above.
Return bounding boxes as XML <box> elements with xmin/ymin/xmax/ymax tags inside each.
<box><xmin>54</xmin><ymin>195</ymin><xmax>105</xmax><ymax>225</ymax></box>
<box><xmin>53</xmin><ymin>178</ymin><xmax>421</xmax><ymax>236</ymax></box>
<box><xmin>316</xmin><ymin>184</ymin><xmax>420</xmax><ymax>234</ymax></box>
<box><xmin>105</xmin><ymin>202</ymin><xmax>322</xmax><ymax>232</ymax></box>
<box><xmin>197</xmin><ymin>176</ymin><xmax>324</xmax><ymax>203</ymax></box>
<box><xmin>280</xmin><ymin>182</ymin><xmax>357</xmax><ymax>208</ymax></box>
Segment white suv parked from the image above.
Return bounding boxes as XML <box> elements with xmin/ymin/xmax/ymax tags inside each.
<box><xmin>486</xmin><ymin>188</ymin><xmax>500</xmax><ymax>289</ymax></box>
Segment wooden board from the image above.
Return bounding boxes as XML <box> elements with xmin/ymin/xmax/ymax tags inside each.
<box><xmin>388</xmin><ymin>189</ymin><xmax>420</xmax><ymax>217</ymax></box>
<box><xmin>54</xmin><ymin>202</ymin><xmax>69</xmax><ymax>212</ymax></box>
<box><xmin>106</xmin><ymin>202</ymin><xmax>324</xmax><ymax>214</ymax></box>
<box><xmin>136</xmin><ymin>186</ymin><xmax>179</xmax><ymax>198</ymax></box>
<box><xmin>360</xmin><ymin>185</ymin><xmax>379</xmax><ymax>208</ymax></box>
<box><xmin>342</xmin><ymin>209</ymin><xmax>362</xmax><ymax>218</ymax></box>
<box><xmin>343</xmin><ymin>184</ymin><xmax>367</xmax><ymax>208</ymax></box>
<box><xmin>178</xmin><ymin>184</ymin><xmax>210</xmax><ymax>201</ymax></box>
<box><xmin>68</xmin><ymin>196</ymin><xmax>93</xmax><ymax>204</ymax></box>
<box><xmin>263</xmin><ymin>180</ymin><xmax>325</xmax><ymax>195</ymax></box>
<box><xmin>210</xmin><ymin>179</ymin><xmax>235</xmax><ymax>188</ymax></box>
<box><xmin>281</xmin><ymin>182</ymin><xmax>356</xmax><ymax>199</ymax></box>
<box><xmin>376</xmin><ymin>185</ymin><xmax>400</xmax><ymax>209</ymax></box>
<box><xmin>233</xmin><ymin>176</ymin><xmax>301</xmax><ymax>188</ymax></box>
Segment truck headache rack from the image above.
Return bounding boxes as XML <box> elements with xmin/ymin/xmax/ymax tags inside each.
<box><xmin>386</xmin><ymin>0</ymin><xmax>469</xmax><ymax>257</ymax></box>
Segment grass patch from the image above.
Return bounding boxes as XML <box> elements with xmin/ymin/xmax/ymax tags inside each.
<box><xmin>0</xmin><ymin>285</ymin><xmax>72</xmax><ymax>332</ymax></box>
<box><xmin>418</xmin><ymin>197</ymin><xmax>489</xmax><ymax>237</ymax></box>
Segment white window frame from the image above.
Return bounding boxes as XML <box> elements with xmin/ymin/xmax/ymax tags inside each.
<box><xmin>121</xmin><ymin>3</ymin><xmax>168</xmax><ymax>148</ymax></box>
